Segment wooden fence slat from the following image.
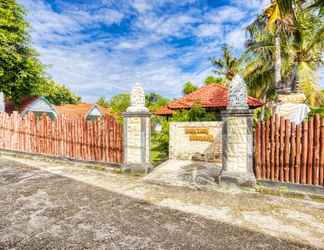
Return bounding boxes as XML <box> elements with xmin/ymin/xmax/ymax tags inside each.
<box><xmin>313</xmin><ymin>115</ymin><xmax>320</xmax><ymax>185</ymax></box>
<box><xmin>260</xmin><ymin>122</ymin><xmax>265</xmax><ymax>179</ymax></box>
<box><xmin>301</xmin><ymin>121</ymin><xmax>308</xmax><ymax>184</ymax></box>
<box><xmin>307</xmin><ymin>117</ymin><xmax>314</xmax><ymax>185</ymax></box>
<box><xmin>320</xmin><ymin>118</ymin><xmax>324</xmax><ymax>186</ymax></box>
<box><xmin>270</xmin><ymin>116</ymin><xmax>275</xmax><ymax>180</ymax></box>
<box><xmin>290</xmin><ymin>123</ymin><xmax>296</xmax><ymax>183</ymax></box>
<box><xmin>265</xmin><ymin>119</ymin><xmax>270</xmax><ymax>179</ymax></box>
<box><xmin>279</xmin><ymin>117</ymin><xmax>285</xmax><ymax>182</ymax></box>
<box><xmin>275</xmin><ymin>115</ymin><xmax>280</xmax><ymax>181</ymax></box>
<box><xmin>295</xmin><ymin>124</ymin><xmax>302</xmax><ymax>183</ymax></box>
<box><xmin>319</xmin><ymin>117</ymin><xmax>324</xmax><ymax>186</ymax></box>
<box><xmin>284</xmin><ymin>120</ymin><xmax>291</xmax><ymax>182</ymax></box>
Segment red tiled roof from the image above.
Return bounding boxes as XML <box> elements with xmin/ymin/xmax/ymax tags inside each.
<box><xmin>55</xmin><ymin>103</ymin><xmax>111</xmax><ymax>118</ymax></box>
<box><xmin>155</xmin><ymin>106</ymin><xmax>174</xmax><ymax>115</ymax></box>
<box><xmin>155</xmin><ymin>84</ymin><xmax>263</xmax><ymax>115</ymax></box>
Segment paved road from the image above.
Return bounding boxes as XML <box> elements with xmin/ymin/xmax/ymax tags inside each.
<box><xmin>0</xmin><ymin>158</ymin><xmax>316</xmax><ymax>249</ymax></box>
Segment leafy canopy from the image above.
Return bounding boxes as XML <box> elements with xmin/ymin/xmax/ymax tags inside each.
<box><xmin>0</xmin><ymin>0</ymin><xmax>45</xmax><ymax>105</ymax></box>
<box><xmin>0</xmin><ymin>0</ymin><xmax>80</xmax><ymax>106</ymax></box>
<box><xmin>182</xmin><ymin>81</ymin><xmax>198</xmax><ymax>95</ymax></box>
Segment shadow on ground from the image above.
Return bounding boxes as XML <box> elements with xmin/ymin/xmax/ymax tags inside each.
<box><xmin>0</xmin><ymin>159</ymin><xmax>317</xmax><ymax>250</ymax></box>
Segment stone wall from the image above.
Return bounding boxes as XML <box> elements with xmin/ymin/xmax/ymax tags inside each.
<box><xmin>169</xmin><ymin>121</ymin><xmax>223</xmax><ymax>163</ymax></box>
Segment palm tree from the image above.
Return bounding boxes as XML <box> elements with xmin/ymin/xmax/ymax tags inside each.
<box><xmin>287</xmin><ymin>4</ymin><xmax>324</xmax><ymax>104</ymax></box>
<box><xmin>262</xmin><ymin>0</ymin><xmax>295</xmax><ymax>90</ymax></box>
<box><xmin>211</xmin><ymin>45</ymin><xmax>241</xmax><ymax>86</ymax></box>
<box><xmin>245</xmin><ymin>0</ymin><xmax>324</xmax><ymax>106</ymax></box>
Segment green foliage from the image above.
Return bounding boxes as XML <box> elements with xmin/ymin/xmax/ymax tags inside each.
<box><xmin>182</xmin><ymin>81</ymin><xmax>198</xmax><ymax>95</ymax></box>
<box><xmin>145</xmin><ymin>92</ymin><xmax>169</xmax><ymax>112</ymax></box>
<box><xmin>36</xmin><ymin>80</ymin><xmax>81</xmax><ymax>105</ymax></box>
<box><xmin>96</xmin><ymin>96</ymin><xmax>110</xmax><ymax>108</ymax></box>
<box><xmin>245</xmin><ymin>0</ymin><xmax>324</xmax><ymax>107</ymax></box>
<box><xmin>211</xmin><ymin>45</ymin><xmax>242</xmax><ymax>85</ymax></box>
<box><xmin>204</xmin><ymin>76</ymin><xmax>224</xmax><ymax>85</ymax></box>
<box><xmin>308</xmin><ymin>107</ymin><xmax>324</xmax><ymax>118</ymax></box>
<box><xmin>151</xmin><ymin>117</ymin><xmax>169</xmax><ymax>165</ymax></box>
<box><xmin>109</xmin><ymin>93</ymin><xmax>130</xmax><ymax>114</ymax></box>
<box><xmin>171</xmin><ymin>103</ymin><xmax>219</xmax><ymax>122</ymax></box>
<box><xmin>0</xmin><ymin>0</ymin><xmax>45</xmax><ymax>105</ymax></box>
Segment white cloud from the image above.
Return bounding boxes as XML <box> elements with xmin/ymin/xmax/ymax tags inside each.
<box><xmin>131</xmin><ymin>0</ymin><xmax>152</xmax><ymax>12</ymax></box>
<box><xmin>17</xmin><ymin>0</ymin><xmax>275</xmax><ymax>102</ymax></box>
<box><xmin>135</xmin><ymin>13</ymin><xmax>198</xmax><ymax>38</ymax></box>
<box><xmin>195</xmin><ymin>24</ymin><xmax>222</xmax><ymax>38</ymax></box>
<box><xmin>206</xmin><ymin>6</ymin><xmax>246</xmax><ymax>24</ymax></box>
<box><xmin>226</xmin><ymin>27</ymin><xmax>246</xmax><ymax>49</ymax></box>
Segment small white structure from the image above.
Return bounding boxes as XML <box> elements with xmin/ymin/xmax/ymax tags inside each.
<box><xmin>228</xmin><ymin>75</ymin><xmax>249</xmax><ymax>109</ymax></box>
<box><xmin>276</xmin><ymin>103</ymin><xmax>310</xmax><ymax>124</ymax></box>
<box><xmin>126</xmin><ymin>83</ymin><xmax>149</xmax><ymax>113</ymax></box>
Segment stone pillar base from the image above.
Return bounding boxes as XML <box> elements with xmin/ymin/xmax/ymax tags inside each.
<box><xmin>219</xmin><ymin>171</ymin><xmax>256</xmax><ymax>187</ymax></box>
<box><xmin>122</xmin><ymin>163</ymin><xmax>153</xmax><ymax>174</ymax></box>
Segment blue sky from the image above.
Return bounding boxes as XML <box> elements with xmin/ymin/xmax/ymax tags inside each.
<box><xmin>18</xmin><ymin>0</ymin><xmax>323</xmax><ymax>102</ymax></box>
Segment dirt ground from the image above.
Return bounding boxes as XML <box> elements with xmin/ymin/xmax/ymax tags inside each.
<box><xmin>0</xmin><ymin>156</ymin><xmax>324</xmax><ymax>250</ymax></box>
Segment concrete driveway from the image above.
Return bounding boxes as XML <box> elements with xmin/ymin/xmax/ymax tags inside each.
<box><xmin>0</xmin><ymin>156</ymin><xmax>323</xmax><ymax>249</ymax></box>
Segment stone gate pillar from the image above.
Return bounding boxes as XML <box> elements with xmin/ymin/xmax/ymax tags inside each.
<box><xmin>0</xmin><ymin>92</ymin><xmax>4</xmax><ymax>112</ymax></box>
<box><xmin>122</xmin><ymin>83</ymin><xmax>152</xmax><ymax>173</ymax></box>
<box><xmin>220</xmin><ymin>75</ymin><xmax>256</xmax><ymax>187</ymax></box>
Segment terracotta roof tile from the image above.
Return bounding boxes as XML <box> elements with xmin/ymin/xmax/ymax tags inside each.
<box><xmin>55</xmin><ymin>103</ymin><xmax>111</xmax><ymax>118</ymax></box>
<box><xmin>155</xmin><ymin>84</ymin><xmax>263</xmax><ymax>115</ymax></box>
<box><xmin>154</xmin><ymin>106</ymin><xmax>174</xmax><ymax>115</ymax></box>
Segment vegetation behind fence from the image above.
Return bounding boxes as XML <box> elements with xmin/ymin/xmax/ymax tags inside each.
<box><xmin>0</xmin><ymin>112</ymin><xmax>123</xmax><ymax>163</ymax></box>
<box><xmin>255</xmin><ymin>114</ymin><xmax>324</xmax><ymax>186</ymax></box>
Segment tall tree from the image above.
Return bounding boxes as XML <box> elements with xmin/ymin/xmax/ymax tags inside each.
<box><xmin>204</xmin><ymin>76</ymin><xmax>224</xmax><ymax>85</ymax></box>
<box><xmin>246</xmin><ymin>0</ymin><xmax>324</xmax><ymax>106</ymax></box>
<box><xmin>145</xmin><ymin>92</ymin><xmax>169</xmax><ymax>112</ymax></box>
<box><xmin>36</xmin><ymin>79</ymin><xmax>81</xmax><ymax>105</ymax></box>
<box><xmin>109</xmin><ymin>93</ymin><xmax>130</xmax><ymax>114</ymax></box>
<box><xmin>211</xmin><ymin>45</ymin><xmax>241</xmax><ymax>85</ymax></box>
<box><xmin>263</xmin><ymin>0</ymin><xmax>295</xmax><ymax>90</ymax></box>
<box><xmin>97</xmin><ymin>97</ymin><xmax>109</xmax><ymax>108</ymax></box>
<box><xmin>0</xmin><ymin>0</ymin><xmax>45</xmax><ymax>105</ymax></box>
<box><xmin>183</xmin><ymin>82</ymin><xmax>198</xmax><ymax>95</ymax></box>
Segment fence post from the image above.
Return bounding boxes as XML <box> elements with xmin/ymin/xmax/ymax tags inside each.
<box><xmin>219</xmin><ymin>75</ymin><xmax>256</xmax><ymax>187</ymax></box>
<box><xmin>122</xmin><ymin>83</ymin><xmax>152</xmax><ymax>173</ymax></box>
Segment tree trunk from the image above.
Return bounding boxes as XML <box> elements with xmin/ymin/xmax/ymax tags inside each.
<box><xmin>260</xmin><ymin>95</ymin><xmax>267</xmax><ymax>121</ymax></box>
<box><xmin>289</xmin><ymin>63</ymin><xmax>298</xmax><ymax>92</ymax></box>
<box><xmin>274</xmin><ymin>34</ymin><xmax>282</xmax><ymax>89</ymax></box>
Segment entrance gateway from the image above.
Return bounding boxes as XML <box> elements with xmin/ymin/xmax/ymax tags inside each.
<box><xmin>124</xmin><ymin>76</ymin><xmax>256</xmax><ymax>187</ymax></box>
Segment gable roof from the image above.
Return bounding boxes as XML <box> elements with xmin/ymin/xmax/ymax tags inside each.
<box><xmin>4</xmin><ymin>96</ymin><xmax>111</xmax><ymax>119</ymax></box>
<box><xmin>55</xmin><ymin>103</ymin><xmax>110</xmax><ymax>118</ymax></box>
<box><xmin>5</xmin><ymin>96</ymin><xmax>57</xmax><ymax>116</ymax></box>
<box><xmin>155</xmin><ymin>84</ymin><xmax>263</xmax><ymax>115</ymax></box>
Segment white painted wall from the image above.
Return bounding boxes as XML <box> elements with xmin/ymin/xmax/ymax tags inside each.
<box><xmin>169</xmin><ymin>121</ymin><xmax>223</xmax><ymax>163</ymax></box>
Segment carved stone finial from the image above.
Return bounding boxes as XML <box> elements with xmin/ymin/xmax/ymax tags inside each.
<box><xmin>228</xmin><ymin>75</ymin><xmax>248</xmax><ymax>109</ymax></box>
<box><xmin>126</xmin><ymin>83</ymin><xmax>149</xmax><ymax>112</ymax></box>
<box><xmin>0</xmin><ymin>92</ymin><xmax>4</xmax><ymax>112</ymax></box>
